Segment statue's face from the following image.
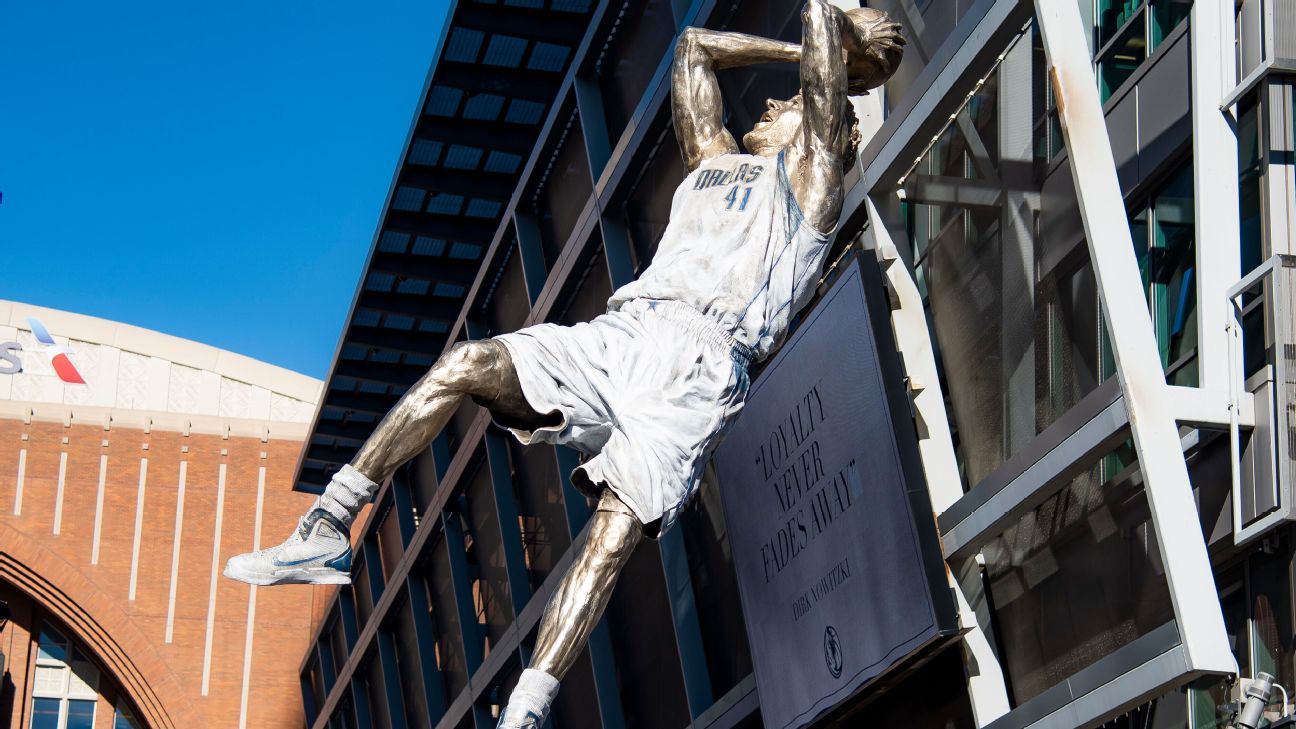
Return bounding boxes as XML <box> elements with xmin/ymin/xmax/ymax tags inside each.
<box><xmin>743</xmin><ymin>94</ymin><xmax>803</xmax><ymax>157</ymax></box>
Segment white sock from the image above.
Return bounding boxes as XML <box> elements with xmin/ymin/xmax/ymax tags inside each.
<box><xmin>313</xmin><ymin>464</ymin><xmax>378</xmax><ymax>528</ymax></box>
<box><xmin>499</xmin><ymin>669</ymin><xmax>559</xmax><ymax>727</ymax></box>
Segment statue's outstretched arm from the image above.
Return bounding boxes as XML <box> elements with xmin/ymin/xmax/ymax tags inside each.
<box><xmin>794</xmin><ymin>2</ymin><xmax>905</xmax><ymax>232</ymax></box>
<box><xmin>792</xmin><ymin>0</ymin><xmax>851</xmax><ymax>233</ymax></box>
<box><xmin>672</xmin><ymin>27</ymin><xmax>800</xmax><ymax>171</ymax></box>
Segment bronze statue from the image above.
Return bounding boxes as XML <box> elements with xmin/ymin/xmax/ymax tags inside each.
<box><xmin>225</xmin><ymin>4</ymin><xmax>902</xmax><ymax>726</ymax></box>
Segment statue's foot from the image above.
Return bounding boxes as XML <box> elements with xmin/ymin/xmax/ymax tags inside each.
<box><xmin>224</xmin><ymin>509</ymin><xmax>352</xmax><ymax>586</ymax></box>
<box><xmin>496</xmin><ymin>669</ymin><xmax>559</xmax><ymax>728</ymax></box>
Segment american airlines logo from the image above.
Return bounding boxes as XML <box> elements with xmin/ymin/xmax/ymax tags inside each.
<box><xmin>0</xmin><ymin>318</ymin><xmax>86</xmax><ymax>384</ymax></box>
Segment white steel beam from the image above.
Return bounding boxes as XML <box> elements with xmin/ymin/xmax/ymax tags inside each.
<box><xmin>1034</xmin><ymin>0</ymin><xmax>1236</xmax><ymax>675</ymax></box>
<box><xmin>1191</xmin><ymin>0</ymin><xmax>1242</xmax><ymax>396</ymax></box>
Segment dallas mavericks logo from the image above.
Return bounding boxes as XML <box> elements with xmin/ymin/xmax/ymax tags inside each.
<box><xmin>823</xmin><ymin>625</ymin><xmax>843</xmax><ymax>678</ymax></box>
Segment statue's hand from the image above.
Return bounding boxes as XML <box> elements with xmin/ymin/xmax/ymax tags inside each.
<box><xmin>842</xmin><ymin>8</ymin><xmax>905</xmax><ymax>93</ymax></box>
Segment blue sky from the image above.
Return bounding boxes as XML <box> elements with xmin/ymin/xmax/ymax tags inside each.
<box><xmin>0</xmin><ymin>1</ymin><xmax>449</xmax><ymax>378</ymax></box>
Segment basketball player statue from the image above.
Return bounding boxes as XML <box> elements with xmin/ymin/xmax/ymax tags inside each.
<box><xmin>226</xmin><ymin>3</ymin><xmax>903</xmax><ymax>726</ymax></box>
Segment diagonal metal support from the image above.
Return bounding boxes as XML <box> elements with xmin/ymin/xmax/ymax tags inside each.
<box><xmin>1034</xmin><ymin>0</ymin><xmax>1236</xmax><ymax>679</ymax></box>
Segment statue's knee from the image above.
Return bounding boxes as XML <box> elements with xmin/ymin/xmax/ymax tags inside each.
<box><xmin>592</xmin><ymin>511</ymin><xmax>642</xmax><ymax>561</ymax></box>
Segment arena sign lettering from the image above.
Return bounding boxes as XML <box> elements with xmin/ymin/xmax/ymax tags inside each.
<box><xmin>0</xmin><ymin>318</ymin><xmax>86</xmax><ymax>384</ymax></box>
<box><xmin>713</xmin><ymin>257</ymin><xmax>957</xmax><ymax>729</ymax></box>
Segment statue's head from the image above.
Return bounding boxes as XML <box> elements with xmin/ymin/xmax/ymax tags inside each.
<box><xmin>741</xmin><ymin>7</ymin><xmax>902</xmax><ymax>172</ymax></box>
<box><xmin>741</xmin><ymin>93</ymin><xmax>862</xmax><ymax>174</ymax></box>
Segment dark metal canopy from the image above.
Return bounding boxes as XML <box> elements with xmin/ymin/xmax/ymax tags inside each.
<box><xmin>295</xmin><ymin>0</ymin><xmax>596</xmax><ymax>493</ymax></box>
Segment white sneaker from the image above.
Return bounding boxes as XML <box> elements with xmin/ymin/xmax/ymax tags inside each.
<box><xmin>223</xmin><ymin>509</ymin><xmax>353</xmax><ymax>586</ymax></box>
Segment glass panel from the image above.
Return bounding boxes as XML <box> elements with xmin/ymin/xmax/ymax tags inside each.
<box><xmin>1099</xmin><ymin>10</ymin><xmax>1147</xmax><ymax>101</ymax></box>
<box><xmin>483</xmin><ymin>238</ymin><xmax>532</xmax><ymax>336</ymax></box>
<box><xmin>507</xmin><ymin>437</ymin><xmax>570</xmax><ymax>590</ymax></box>
<box><xmin>1238</xmin><ymin>96</ymin><xmax>1265</xmax><ymax>275</ymax></box>
<box><xmin>551</xmin><ymin>239</ymin><xmax>613</xmax><ymax>327</ymax></box>
<box><xmin>868</xmin><ymin>0</ymin><xmax>981</xmax><ymax>115</ymax></box>
<box><xmin>377</xmin><ymin>504</ymin><xmax>405</xmax><ymax>583</ymax></box>
<box><xmin>1150</xmin><ymin>0</ymin><xmax>1192</xmax><ymax>49</ymax></box>
<box><xmin>621</xmin><ymin>124</ymin><xmax>686</xmax><ymax>273</ymax></box>
<box><xmin>1250</xmin><ymin>546</ymin><xmax>1294</xmax><ymax>694</ymax></box>
<box><xmin>307</xmin><ymin>659</ymin><xmax>326</xmax><ymax>719</ymax></box>
<box><xmin>428</xmin><ymin>539</ymin><xmax>469</xmax><ymax>697</ymax></box>
<box><xmin>29</xmin><ymin>697</ymin><xmax>60</xmax><ymax>729</ymax></box>
<box><xmin>463</xmin><ymin>456</ymin><xmax>514</xmax><ymax>657</ymax></box>
<box><xmin>354</xmin><ymin>557</ymin><xmax>375</xmax><ymax>630</ymax></box>
<box><xmin>534</xmin><ymin>114</ymin><xmax>593</xmax><ymax>266</ymax></box>
<box><xmin>550</xmin><ymin>650</ymin><xmax>601</xmax><ymax>729</ymax></box>
<box><xmin>598</xmin><ymin>0</ymin><xmax>677</xmax><ymax>141</ymax></box>
<box><xmin>330</xmin><ymin>616</ymin><xmax>350</xmax><ymax>680</ymax></box>
<box><xmin>1151</xmin><ymin>164</ymin><xmax>1197</xmax><ymax>383</ymax></box>
<box><xmin>33</xmin><ymin>665</ymin><xmax>66</xmax><ymax>696</ymax></box>
<box><xmin>65</xmin><ymin>700</ymin><xmax>95</xmax><ymax>729</ymax></box>
<box><xmin>37</xmin><ymin>625</ymin><xmax>68</xmax><ymax>663</ymax></box>
<box><xmin>605</xmin><ymin>543</ymin><xmax>690</xmax><ymax>729</ymax></box>
<box><xmin>367</xmin><ymin>656</ymin><xmax>392</xmax><ymax>729</ymax></box>
<box><xmin>679</xmin><ymin>465</ymin><xmax>752</xmax><ymax>697</ymax></box>
<box><xmin>901</xmin><ymin>25</ymin><xmax>1100</xmax><ymax>487</ymax></box>
<box><xmin>978</xmin><ymin>447</ymin><xmax>1175</xmax><ymax>706</ymax></box>
<box><xmin>1097</xmin><ymin>0</ymin><xmax>1144</xmax><ymax>50</ymax></box>
<box><xmin>394</xmin><ymin>599</ymin><xmax>431</xmax><ymax>729</ymax></box>
<box><xmin>113</xmin><ymin>707</ymin><xmax>142</xmax><ymax>729</ymax></box>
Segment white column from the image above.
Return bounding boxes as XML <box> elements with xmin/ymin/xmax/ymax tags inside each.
<box><xmin>201</xmin><ymin>462</ymin><xmax>228</xmax><ymax>696</ymax></box>
<box><xmin>1191</xmin><ymin>0</ymin><xmax>1242</xmax><ymax>395</ymax></box>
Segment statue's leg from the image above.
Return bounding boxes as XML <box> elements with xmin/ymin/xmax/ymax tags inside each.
<box><xmin>317</xmin><ymin>339</ymin><xmax>553</xmax><ymax>526</ymax></box>
<box><xmin>224</xmin><ymin>339</ymin><xmax>554</xmax><ymax>587</ymax></box>
<box><xmin>350</xmin><ymin>339</ymin><xmax>546</xmax><ymax>485</ymax></box>
<box><xmin>498</xmin><ymin>489</ymin><xmax>642</xmax><ymax>728</ymax></box>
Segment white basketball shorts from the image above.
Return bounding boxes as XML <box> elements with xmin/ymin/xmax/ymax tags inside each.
<box><xmin>493</xmin><ymin>298</ymin><xmax>751</xmax><ymax>535</ymax></box>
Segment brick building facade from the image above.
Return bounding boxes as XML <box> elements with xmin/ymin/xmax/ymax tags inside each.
<box><xmin>0</xmin><ymin>300</ymin><xmax>334</xmax><ymax>728</ymax></box>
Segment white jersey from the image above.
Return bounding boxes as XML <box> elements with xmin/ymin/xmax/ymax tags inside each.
<box><xmin>608</xmin><ymin>150</ymin><xmax>831</xmax><ymax>361</ymax></box>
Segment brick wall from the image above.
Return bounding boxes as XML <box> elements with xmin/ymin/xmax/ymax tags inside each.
<box><xmin>0</xmin><ymin>416</ymin><xmax>337</xmax><ymax>728</ymax></box>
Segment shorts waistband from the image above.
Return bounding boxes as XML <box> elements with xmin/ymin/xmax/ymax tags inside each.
<box><xmin>629</xmin><ymin>299</ymin><xmax>753</xmax><ymax>364</ymax></box>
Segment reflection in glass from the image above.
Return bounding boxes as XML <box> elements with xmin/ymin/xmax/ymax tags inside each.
<box><xmin>871</xmin><ymin>0</ymin><xmax>980</xmax><ymax>114</ymax></box>
<box><xmin>464</xmin><ymin>457</ymin><xmax>515</xmax><ymax>655</ymax></box>
<box><xmin>64</xmin><ymin>701</ymin><xmax>95</xmax><ymax>729</ymax></box>
<box><xmin>533</xmin><ymin>114</ymin><xmax>593</xmax><ymax>266</ymax></box>
<box><xmin>902</xmin><ymin>26</ymin><xmax>1101</xmax><ymax>486</ymax></box>
<box><xmin>427</xmin><ymin>540</ymin><xmax>469</xmax><ymax>697</ymax></box>
<box><xmin>979</xmin><ymin>450</ymin><xmax>1174</xmax><ymax>705</ymax></box>
<box><xmin>622</xmin><ymin>125</ymin><xmax>686</xmax><ymax>273</ymax></box>
<box><xmin>31</xmin><ymin>697</ymin><xmax>61</xmax><ymax>729</ymax></box>
<box><xmin>507</xmin><ymin>437</ymin><xmax>571</xmax><ymax>589</ymax></box>
<box><xmin>679</xmin><ymin>465</ymin><xmax>753</xmax><ymax>697</ymax></box>
<box><xmin>395</xmin><ymin>600</ymin><xmax>431</xmax><ymax>729</ymax></box>
<box><xmin>597</xmin><ymin>0</ymin><xmax>677</xmax><ymax>141</ymax></box>
<box><xmin>1099</xmin><ymin>12</ymin><xmax>1147</xmax><ymax>101</ymax></box>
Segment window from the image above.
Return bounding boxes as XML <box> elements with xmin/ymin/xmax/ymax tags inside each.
<box><xmin>29</xmin><ymin>625</ymin><xmax>99</xmax><ymax>729</ymax></box>
<box><xmin>901</xmin><ymin>26</ymin><xmax>1097</xmax><ymax>486</ymax></box>
<box><xmin>979</xmin><ymin>445</ymin><xmax>1174</xmax><ymax>705</ymax></box>
<box><xmin>112</xmin><ymin>707</ymin><xmax>141</xmax><ymax>729</ymax></box>
<box><xmin>1098</xmin><ymin>162</ymin><xmax>1198</xmax><ymax>386</ymax></box>
<box><xmin>596</xmin><ymin>0</ymin><xmax>677</xmax><ymax>142</ymax></box>
<box><xmin>1094</xmin><ymin>0</ymin><xmax>1192</xmax><ymax>102</ymax></box>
